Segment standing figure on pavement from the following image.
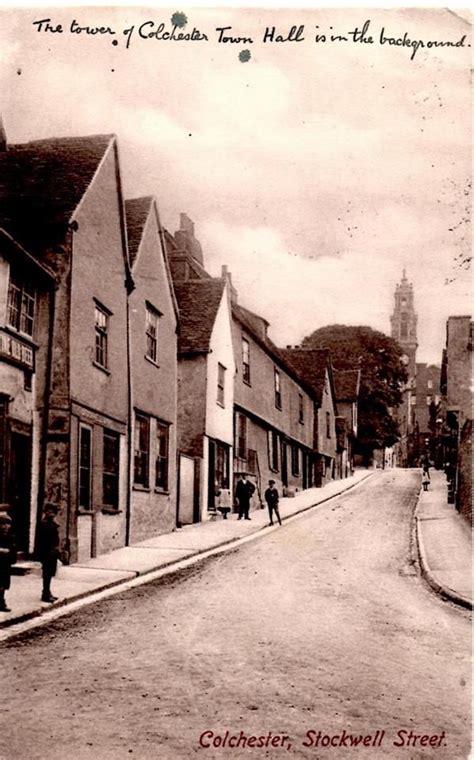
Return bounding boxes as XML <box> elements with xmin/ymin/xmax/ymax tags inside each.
<box><xmin>235</xmin><ymin>474</ymin><xmax>255</xmax><ymax>520</ymax></box>
<box><xmin>0</xmin><ymin>513</ymin><xmax>16</xmax><ymax>613</ymax></box>
<box><xmin>38</xmin><ymin>503</ymin><xmax>60</xmax><ymax>603</ymax></box>
<box><xmin>264</xmin><ymin>480</ymin><xmax>282</xmax><ymax>526</ymax></box>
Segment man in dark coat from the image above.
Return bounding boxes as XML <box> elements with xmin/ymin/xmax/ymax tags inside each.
<box><xmin>235</xmin><ymin>474</ymin><xmax>255</xmax><ymax>520</ymax></box>
<box><xmin>264</xmin><ymin>479</ymin><xmax>282</xmax><ymax>526</ymax></box>
<box><xmin>0</xmin><ymin>513</ymin><xmax>16</xmax><ymax>612</ymax></box>
<box><xmin>37</xmin><ymin>503</ymin><xmax>60</xmax><ymax>603</ymax></box>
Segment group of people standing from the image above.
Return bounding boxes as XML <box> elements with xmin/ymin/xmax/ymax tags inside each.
<box><xmin>234</xmin><ymin>474</ymin><xmax>282</xmax><ymax>527</ymax></box>
<box><xmin>0</xmin><ymin>503</ymin><xmax>61</xmax><ymax>613</ymax></box>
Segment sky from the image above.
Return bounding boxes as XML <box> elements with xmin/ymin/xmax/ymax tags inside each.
<box><xmin>0</xmin><ymin>6</ymin><xmax>471</xmax><ymax>364</ymax></box>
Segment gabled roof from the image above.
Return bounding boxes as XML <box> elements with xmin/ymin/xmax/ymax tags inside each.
<box><xmin>174</xmin><ymin>278</ymin><xmax>225</xmax><ymax>354</ymax></box>
<box><xmin>233</xmin><ymin>303</ymin><xmax>269</xmax><ymax>340</ymax></box>
<box><xmin>0</xmin><ymin>134</ymin><xmax>113</xmax><ymax>253</ymax></box>
<box><xmin>279</xmin><ymin>347</ymin><xmax>333</xmax><ymax>406</ymax></box>
<box><xmin>0</xmin><ymin>227</ymin><xmax>56</xmax><ymax>284</ymax></box>
<box><xmin>125</xmin><ymin>197</ymin><xmax>153</xmax><ymax>267</ymax></box>
<box><xmin>334</xmin><ymin>368</ymin><xmax>361</xmax><ymax>402</ymax></box>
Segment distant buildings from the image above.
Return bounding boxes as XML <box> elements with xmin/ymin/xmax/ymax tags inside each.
<box><xmin>440</xmin><ymin>316</ymin><xmax>472</xmax><ymax>521</ymax></box>
<box><xmin>0</xmin><ymin>130</ymin><xmax>360</xmax><ymax>563</ymax></box>
<box><xmin>390</xmin><ymin>271</ymin><xmax>441</xmax><ymax>467</ymax></box>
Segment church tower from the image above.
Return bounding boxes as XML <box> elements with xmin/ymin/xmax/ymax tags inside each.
<box><xmin>390</xmin><ymin>269</ymin><xmax>418</xmax><ymax>377</ymax></box>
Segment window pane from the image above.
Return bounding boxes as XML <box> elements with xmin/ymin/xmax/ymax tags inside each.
<box><xmin>146</xmin><ymin>307</ymin><xmax>159</xmax><ymax>362</ymax></box>
<box><xmin>134</xmin><ymin>414</ymin><xmax>149</xmax><ymax>486</ymax></box>
<box><xmin>155</xmin><ymin>422</ymin><xmax>169</xmax><ymax>491</ymax></box>
<box><xmin>79</xmin><ymin>427</ymin><xmax>92</xmax><ymax>509</ymax></box>
<box><xmin>103</xmin><ymin>430</ymin><xmax>120</xmax><ymax>507</ymax></box>
<box><xmin>94</xmin><ymin>305</ymin><xmax>108</xmax><ymax>367</ymax></box>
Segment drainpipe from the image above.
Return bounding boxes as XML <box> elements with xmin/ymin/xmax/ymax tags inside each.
<box><xmin>35</xmin><ymin>276</ymin><xmax>57</xmax><ymax>555</ymax></box>
<box><xmin>125</xmin><ymin>287</ymin><xmax>133</xmax><ymax>546</ymax></box>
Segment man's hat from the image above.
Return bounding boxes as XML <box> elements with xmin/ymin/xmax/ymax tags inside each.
<box><xmin>43</xmin><ymin>502</ymin><xmax>59</xmax><ymax>514</ymax></box>
<box><xmin>0</xmin><ymin>513</ymin><xmax>12</xmax><ymax>525</ymax></box>
<box><xmin>269</xmin><ymin>479</ymin><xmax>275</xmax><ymax>485</ymax></box>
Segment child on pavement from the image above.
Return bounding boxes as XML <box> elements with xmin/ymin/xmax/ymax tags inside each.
<box><xmin>0</xmin><ymin>513</ymin><xmax>16</xmax><ymax>612</ymax></box>
<box><xmin>37</xmin><ymin>503</ymin><xmax>60</xmax><ymax>603</ymax></box>
<box><xmin>264</xmin><ymin>480</ymin><xmax>282</xmax><ymax>526</ymax></box>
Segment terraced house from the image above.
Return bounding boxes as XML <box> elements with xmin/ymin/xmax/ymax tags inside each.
<box><xmin>125</xmin><ymin>197</ymin><xmax>179</xmax><ymax>544</ymax></box>
<box><xmin>0</xmin><ymin>227</ymin><xmax>55</xmax><ymax>555</ymax></box>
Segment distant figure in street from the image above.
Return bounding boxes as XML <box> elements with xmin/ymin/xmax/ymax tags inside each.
<box><xmin>264</xmin><ymin>480</ymin><xmax>282</xmax><ymax>526</ymax></box>
<box><xmin>421</xmin><ymin>454</ymin><xmax>431</xmax><ymax>491</ymax></box>
<box><xmin>235</xmin><ymin>474</ymin><xmax>255</xmax><ymax>520</ymax></box>
<box><xmin>0</xmin><ymin>514</ymin><xmax>16</xmax><ymax>613</ymax></box>
<box><xmin>422</xmin><ymin>468</ymin><xmax>431</xmax><ymax>491</ymax></box>
<box><xmin>38</xmin><ymin>503</ymin><xmax>60</xmax><ymax>603</ymax></box>
<box><xmin>420</xmin><ymin>454</ymin><xmax>431</xmax><ymax>474</ymax></box>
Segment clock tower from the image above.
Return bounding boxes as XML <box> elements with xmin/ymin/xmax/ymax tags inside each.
<box><xmin>390</xmin><ymin>270</ymin><xmax>418</xmax><ymax>466</ymax></box>
<box><xmin>390</xmin><ymin>269</ymin><xmax>418</xmax><ymax>377</ymax></box>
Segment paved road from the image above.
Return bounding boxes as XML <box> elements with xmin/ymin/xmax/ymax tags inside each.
<box><xmin>1</xmin><ymin>471</ymin><xmax>471</xmax><ymax>760</ymax></box>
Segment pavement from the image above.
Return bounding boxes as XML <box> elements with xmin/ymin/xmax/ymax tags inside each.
<box><xmin>1</xmin><ymin>467</ymin><xmax>471</xmax><ymax>630</ymax></box>
<box><xmin>415</xmin><ymin>468</ymin><xmax>472</xmax><ymax>610</ymax></box>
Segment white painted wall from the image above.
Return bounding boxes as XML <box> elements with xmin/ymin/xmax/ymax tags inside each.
<box><xmin>205</xmin><ymin>283</ymin><xmax>235</xmax><ymax>446</ymax></box>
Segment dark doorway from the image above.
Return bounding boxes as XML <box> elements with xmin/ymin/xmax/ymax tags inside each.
<box><xmin>207</xmin><ymin>439</ymin><xmax>216</xmax><ymax>513</ymax></box>
<box><xmin>10</xmin><ymin>431</ymin><xmax>32</xmax><ymax>553</ymax></box>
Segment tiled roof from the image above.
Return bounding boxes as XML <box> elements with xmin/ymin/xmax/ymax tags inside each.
<box><xmin>333</xmin><ymin>369</ymin><xmax>360</xmax><ymax>401</ymax></box>
<box><xmin>125</xmin><ymin>197</ymin><xmax>153</xmax><ymax>267</ymax></box>
<box><xmin>233</xmin><ymin>303</ymin><xmax>269</xmax><ymax>339</ymax></box>
<box><xmin>0</xmin><ymin>134</ymin><xmax>113</xmax><ymax>253</ymax></box>
<box><xmin>279</xmin><ymin>348</ymin><xmax>331</xmax><ymax>405</ymax></box>
<box><xmin>174</xmin><ymin>278</ymin><xmax>225</xmax><ymax>353</ymax></box>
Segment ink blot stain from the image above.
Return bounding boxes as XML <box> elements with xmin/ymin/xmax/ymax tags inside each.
<box><xmin>17</xmin><ymin>68</ymin><xmax>22</xmax><ymax>75</ymax></box>
<box><xmin>112</xmin><ymin>39</ymin><xmax>118</xmax><ymax>46</ymax></box>
<box><xmin>171</xmin><ymin>12</ymin><xmax>187</xmax><ymax>29</ymax></box>
<box><xmin>239</xmin><ymin>49</ymin><xmax>251</xmax><ymax>63</ymax></box>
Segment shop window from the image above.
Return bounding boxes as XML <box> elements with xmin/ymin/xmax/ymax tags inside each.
<box><xmin>134</xmin><ymin>413</ymin><xmax>150</xmax><ymax>487</ymax></box>
<box><xmin>103</xmin><ymin>429</ymin><xmax>120</xmax><ymax>508</ymax></box>
<box><xmin>79</xmin><ymin>425</ymin><xmax>92</xmax><ymax>509</ymax></box>
<box><xmin>235</xmin><ymin>413</ymin><xmax>247</xmax><ymax>460</ymax></box>
<box><xmin>268</xmin><ymin>430</ymin><xmax>279</xmax><ymax>471</ymax></box>
<box><xmin>155</xmin><ymin>422</ymin><xmax>169</xmax><ymax>492</ymax></box>
<box><xmin>215</xmin><ymin>441</ymin><xmax>230</xmax><ymax>489</ymax></box>
<box><xmin>291</xmin><ymin>444</ymin><xmax>300</xmax><ymax>476</ymax></box>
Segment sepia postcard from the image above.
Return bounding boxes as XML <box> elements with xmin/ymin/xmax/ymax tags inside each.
<box><xmin>0</xmin><ymin>5</ymin><xmax>472</xmax><ymax>760</ymax></box>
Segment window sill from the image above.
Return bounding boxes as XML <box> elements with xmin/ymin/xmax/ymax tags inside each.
<box><xmin>145</xmin><ymin>355</ymin><xmax>160</xmax><ymax>369</ymax></box>
<box><xmin>101</xmin><ymin>507</ymin><xmax>122</xmax><ymax>515</ymax></box>
<box><xmin>78</xmin><ymin>509</ymin><xmax>94</xmax><ymax>516</ymax></box>
<box><xmin>243</xmin><ymin>379</ymin><xmax>252</xmax><ymax>387</ymax></box>
<box><xmin>275</xmin><ymin>404</ymin><xmax>282</xmax><ymax>411</ymax></box>
<box><xmin>154</xmin><ymin>488</ymin><xmax>170</xmax><ymax>495</ymax></box>
<box><xmin>133</xmin><ymin>484</ymin><xmax>150</xmax><ymax>492</ymax></box>
<box><xmin>93</xmin><ymin>361</ymin><xmax>111</xmax><ymax>375</ymax></box>
<box><xmin>269</xmin><ymin>466</ymin><xmax>280</xmax><ymax>474</ymax></box>
<box><xmin>216</xmin><ymin>401</ymin><xmax>225</xmax><ymax>409</ymax></box>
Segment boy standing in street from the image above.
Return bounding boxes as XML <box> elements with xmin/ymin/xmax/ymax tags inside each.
<box><xmin>264</xmin><ymin>480</ymin><xmax>282</xmax><ymax>526</ymax></box>
<box><xmin>38</xmin><ymin>503</ymin><xmax>60</xmax><ymax>603</ymax></box>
